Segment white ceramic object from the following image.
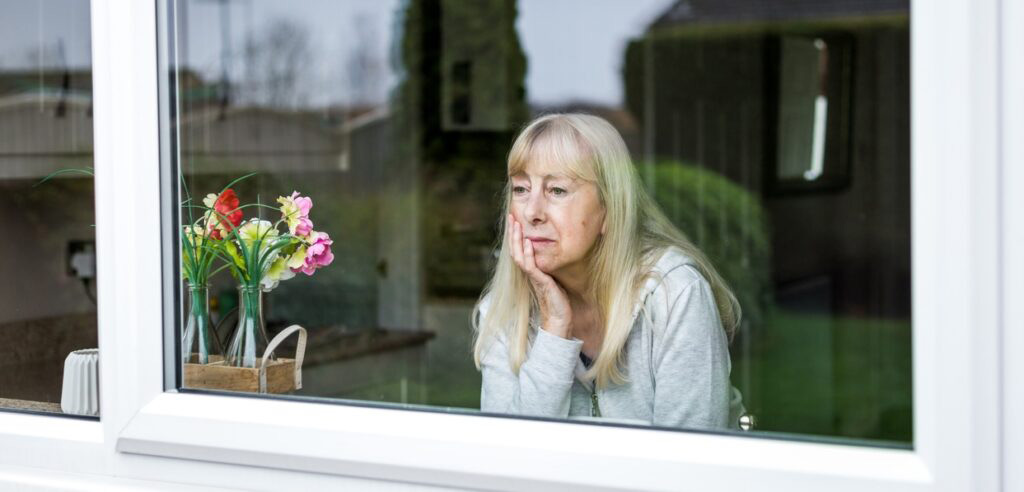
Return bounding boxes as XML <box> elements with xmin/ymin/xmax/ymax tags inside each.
<box><xmin>60</xmin><ymin>348</ymin><xmax>100</xmax><ymax>416</ymax></box>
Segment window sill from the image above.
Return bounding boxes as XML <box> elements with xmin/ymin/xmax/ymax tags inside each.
<box><xmin>0</xmin><ymin>408</ymin><xmax>104</xmax><ymax>474</ymax></box>
<box><xmin>117</xmin><ymin>392</ymin><xmax>931</xmax><ymax>491</ymax></box>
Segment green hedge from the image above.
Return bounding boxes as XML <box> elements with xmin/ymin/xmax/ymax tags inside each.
<box><xmin>641</xmin><ymin>161</ymin><xmax>771</xmax><ymax>327</ymax></box>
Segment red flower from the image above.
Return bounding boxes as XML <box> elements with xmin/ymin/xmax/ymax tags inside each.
<box><xmin>207</xmin><ymin>189</ymin><xmax>243</xmax><ymax>239</ymax></box>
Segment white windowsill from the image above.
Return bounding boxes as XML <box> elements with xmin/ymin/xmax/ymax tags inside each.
<box><xmin>117</xmin><ymin>392</ymin><xmax>931</xmax><ymax>491</ymax></box>
<box><xmin>0</xmin><ymin>410</ymin><xmax>104</xmax><ymax>474</ymax></box>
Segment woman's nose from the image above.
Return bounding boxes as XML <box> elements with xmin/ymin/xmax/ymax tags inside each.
<box><xmin>524</xmin><ymin>190</ymin><xmax>546</xmax><ymax>224</ymax></box>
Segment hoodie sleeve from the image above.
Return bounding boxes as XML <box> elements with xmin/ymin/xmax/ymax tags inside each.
<box><xmin>478</xmin><ymin>301</ymin><xmax>583</xmax><ymax>418</ymax></box>
<box><xmin>649</xmin><ymin>265</ymin><xmax>733</xmax><ymax>429</ymax></box>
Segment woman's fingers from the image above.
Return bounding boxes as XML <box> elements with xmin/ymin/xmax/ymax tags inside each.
<box><xmin>508</xmin><ymin>214</ymin><xmax>524</xmax><ymax>269</ymax></box>
<box><xmin>509</xmin><ymin>216</ymin><xmax>539</xmax><ymax>279</ymax></box>
<box><xmin>508</xmin><ymin>214</ymin><xmax>550</xmax><ymax>283</ymax></box>
<box><xmin>519</xmin><ymin>238</ymin><xmax>550</xmax><ymax>292</ymax></box>
<box><xmin>513</xmin><ymin>218</ymin><xmax>542</xmax><ymax>280</ymax></box>
<box><xmin>506</xmin><ymin>214</ymin><xmax>572</xmax><ymax>336</ymax></box>
<box><xmin>523</xmin><ymin>232</ymin><xmax>541</xmax><ymax>278</ymax></box>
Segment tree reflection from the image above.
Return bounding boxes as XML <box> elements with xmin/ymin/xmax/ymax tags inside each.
<box><xmin>242</xmin><ymin>18</ymin><xmax>313</xmax><ymax>108</ymax></box>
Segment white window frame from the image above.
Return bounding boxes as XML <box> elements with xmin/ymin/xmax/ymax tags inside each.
<box><xmin>0</xmin><ymin>0</ymin><xmax>1017</xmax><ymax>490</ymax></box>
<box><xmin>1000</xmin><ymin>0</ymin><xmax>1023</xmax><ymax>490</ymax></box>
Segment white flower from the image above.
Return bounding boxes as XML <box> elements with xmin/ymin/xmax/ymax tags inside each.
<box><xmin>261</xmin><ymin>254</ymin><xmax>296</xmax><ymax>292</ymax></box>
<box><xmin>237</xmin><ymin>219</ymin><xmax>279</xmax><ymax>245</ymax></box>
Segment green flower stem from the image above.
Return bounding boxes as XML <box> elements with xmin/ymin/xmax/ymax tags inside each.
<box><xmin>207</xmin><ymin>262</ymin><xmax>231</xmax><ymax>278</ymax></box>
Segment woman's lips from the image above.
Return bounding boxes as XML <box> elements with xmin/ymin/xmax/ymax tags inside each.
<box><xmin>528</xmin><ymin>238</ymin><xmax>554</xmax><ymax>247</ymax></box>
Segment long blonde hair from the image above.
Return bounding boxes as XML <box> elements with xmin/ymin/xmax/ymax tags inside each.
<box><xmin>472</xmin><ymin>113</ymin><xmax>740</xmax><ymax>389</ymax></box>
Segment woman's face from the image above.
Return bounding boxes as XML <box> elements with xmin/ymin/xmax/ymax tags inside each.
<box><xmin>509</xmin><ymin>158</ymin><xmax>606</xmax><ymax>276</ymax></box>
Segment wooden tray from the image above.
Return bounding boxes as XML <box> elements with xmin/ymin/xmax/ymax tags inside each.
<box><xmin>183</xmin><ymin>325</ymin><xmax>307</xmax><ymax>394</ymax></box>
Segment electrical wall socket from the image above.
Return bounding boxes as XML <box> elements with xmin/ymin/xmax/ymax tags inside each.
<box><xmin>67</xmin><ymin>240</ymin><xmax>96</xmax><ymax>279</ymax></box>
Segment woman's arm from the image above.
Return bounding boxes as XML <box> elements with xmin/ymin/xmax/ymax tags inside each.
<box><xmin>478</xmin><ymin>310</ymin><xmax>582</xmax><ymax>418</ymax></box>
<box><xmin>650</xmin><ymin>265</ymin><xmax>734</xmax><ymax>429</ymax></box>
<box><xmin>478</xmin><ymin>215</ymin><xmax>582</xmax><ymax>417</ymax></box>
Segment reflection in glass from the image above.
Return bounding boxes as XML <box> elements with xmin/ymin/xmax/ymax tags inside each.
<box><xmin>778</xmin><ymin>37</ymin><xmax>829</xmax><ymax>181</ymax></box>
<box><xmin>0</xmin><ymin>0</ymin><xmax>97</xmax><ymax>416</ymax></box>
<box><xmin>167</xmin><ymin>0</ymin><xmax>911</xmax><ymax>444</ymax></box>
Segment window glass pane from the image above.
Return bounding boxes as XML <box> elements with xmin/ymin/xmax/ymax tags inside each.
<box><xmin>0</xmin><ymin>0</ymin><xmax>98</xmax><ymax>417</ymax></box>
<box><xmin>163</xmin><ymin>0</ymin><xmax>911</xmax><ymax>445</ymax></box>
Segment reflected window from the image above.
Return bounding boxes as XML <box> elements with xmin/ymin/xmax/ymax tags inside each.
<box><xmin>778</xmin><ymin>37</ymin><xmax>829</xmax><ymax>181</ymax></box>
<box><xmin>772</xmin><ymin>34</ymin><xmax>854</xmax><ymax>192</ymax></box>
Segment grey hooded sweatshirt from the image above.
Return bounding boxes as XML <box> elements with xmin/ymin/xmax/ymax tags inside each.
<box><xmin>477</xmin><ymin>246</ymin><xmax>745</xmax><ymax>430</ymax></box>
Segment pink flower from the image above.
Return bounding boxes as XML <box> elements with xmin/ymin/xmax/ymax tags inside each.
<box><xmin>294</xmin><ymin>231</ymin><xmax>334</xmax><ymax>275</ymax></box>
<box><xmin>277</xmin><ymin>191</ymin><xmax>314</xmax><ymax>237</ymax></box>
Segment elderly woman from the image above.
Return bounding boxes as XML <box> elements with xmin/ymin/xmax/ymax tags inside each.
<box><xmin>472</xmin><ymin>113</ymin><xmax>745</xmax><ymax>429</ymax></box>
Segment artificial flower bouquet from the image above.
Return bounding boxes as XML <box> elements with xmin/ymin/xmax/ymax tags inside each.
<box><xmin>181</xmin><ymin>177</ymin><xmax>332</xmax><ymax>381</ymax></box>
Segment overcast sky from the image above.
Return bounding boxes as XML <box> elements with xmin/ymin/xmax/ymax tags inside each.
<box><xmin>0</xmin><ymin>0</ymin><xmax>92</xmax><ymax>71</ymax></box>
<box><xmin>1</xmin><ymin>0</ymin><xmax>673</xmax><ymax>107</ymax></box>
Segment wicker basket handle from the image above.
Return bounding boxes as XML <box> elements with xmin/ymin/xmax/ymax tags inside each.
<box><xmin>259</xmin><ymin>324</ymin><xmax>307</xmax><ymax>393</ymax></box>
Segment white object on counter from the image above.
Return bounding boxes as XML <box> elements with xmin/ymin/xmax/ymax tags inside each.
<box><xmin>60</xmin><ymin>348</ymin><xmax>99</xmax><ymax>416</ymax></box>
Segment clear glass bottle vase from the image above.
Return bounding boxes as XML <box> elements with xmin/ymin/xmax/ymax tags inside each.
<box><xmin>225</xmin><ymin>284</ymin><xmax>275</xmax><ymax>368</ymax></box>
<box><xmin>182</xmin><ymin>283</ymin><xmax>221</xmax><ymax>365</ymax></box>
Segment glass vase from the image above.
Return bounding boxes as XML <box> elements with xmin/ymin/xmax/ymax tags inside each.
<box><xmin>225</xmin><ymin>284</ymin><xmax>275</xmax><ymax>368</ymax></box>
<box><xmin>182</xmin><ymin>283</ymin><xmax>220</xmax><ymax>365</ymax></box>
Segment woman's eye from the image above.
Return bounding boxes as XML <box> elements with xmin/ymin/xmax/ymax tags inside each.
<box><xmin>512</xmin><ymin>186</ymin><xmax>527</xmax><ymax>195</ymax></box>
<box><xmin>549</xmin><ymin>187</ymin><xmax>567</xmax><ymax>196</ymax></box>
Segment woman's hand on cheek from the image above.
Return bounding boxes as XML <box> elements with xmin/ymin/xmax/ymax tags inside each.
<box><xmin>507</xmin><ymin>214</ymin><xmax>573</xmax><ymax>339</ymax></box>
